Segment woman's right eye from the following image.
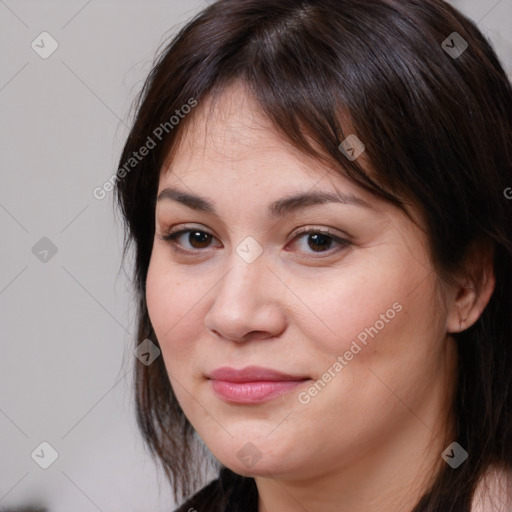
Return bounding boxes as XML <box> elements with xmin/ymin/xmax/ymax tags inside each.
<box><xmin>158</xmin><ymin>228</ymin><xmax>220</xmax><ymax>254</ymax></box>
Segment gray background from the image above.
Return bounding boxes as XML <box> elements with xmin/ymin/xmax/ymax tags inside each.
<box><xmin>1</xmin><ymin>1</ymin><xmax>511</xmax><ymax>511</ymax></box>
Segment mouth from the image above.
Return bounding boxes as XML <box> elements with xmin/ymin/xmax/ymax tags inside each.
<box><xmin>206</xmin><ymin>366</ymin><xmax>310</xmax><ymax>404</ymax></box>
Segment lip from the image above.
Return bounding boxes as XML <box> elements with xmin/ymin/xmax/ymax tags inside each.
<box><xmin>206</xmin><ymin>366</ymin><xmax>310</xmax><ymax>404</ymax></box>
<box><xmin>207</xmin><ymin>365</ymin><xmax>308</xmax><ymax>382</ymax></box>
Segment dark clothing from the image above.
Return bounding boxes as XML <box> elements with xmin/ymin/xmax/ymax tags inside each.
<box><xmin>173</xmin><ymin>467</ymin><xmax>259</xmax><ymax>512</ymax></box>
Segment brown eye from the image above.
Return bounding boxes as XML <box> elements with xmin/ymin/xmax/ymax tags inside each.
<box><xmin>160</xmin><ymin>229</ymin><xmax>217</xmax><ymax>251</ymax></box>
<box><xmin>185</xmin><ymin>230</ymin><xmax>213</xmax><ymax>249</ymax></box>
<box><xmin>305</xmin><ymin>232</ymin><xmax>334</xmax><ymax>252</ymax></box>
<box><xmin>289</xmin><ymin>229</ymin><xmax>351</xmax><ymax>256</ymax></box>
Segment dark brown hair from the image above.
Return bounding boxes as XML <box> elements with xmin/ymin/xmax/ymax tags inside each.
<box><xmin>114</xmin><ymin>0</ymin><xmax>512</xmax><ymax>510</ymax></box>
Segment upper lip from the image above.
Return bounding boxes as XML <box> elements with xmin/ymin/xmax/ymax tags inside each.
<box><xmin>207</xmin><ymin>366</ymin><xmax>309</xmax><ymax>382</ymax></box>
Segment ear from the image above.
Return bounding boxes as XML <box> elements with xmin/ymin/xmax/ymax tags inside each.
<box><xmin>446</xmin><ymin>256</ymin><xmax>495</xmax><ymax>333</ymax></box>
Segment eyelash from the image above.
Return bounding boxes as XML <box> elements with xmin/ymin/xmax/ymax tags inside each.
<box><xmin>157</xmin><ymin>226</ymin><xmax>352</xmax><ymax>257</ymax></box>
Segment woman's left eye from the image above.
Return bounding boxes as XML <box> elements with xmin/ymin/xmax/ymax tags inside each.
<box><xmin>157</xmin><ymin>227</ymin><xmax>351</xmax><ymax>256</ymax></box>
<box><xmin>291</xmin><ymin>229</ymin><xmax>351</xmax><ymax>255</ymax></box>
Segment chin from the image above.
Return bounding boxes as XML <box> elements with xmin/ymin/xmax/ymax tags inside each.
<box><xmin>224</xmin><ymin>457</ymin><xmax>289</xmax><ymax>478</ymax></box>
<box><xmin>213</xmin><ymin>439</ymin><xmax>299</xmax><ymax>478</ymax></box>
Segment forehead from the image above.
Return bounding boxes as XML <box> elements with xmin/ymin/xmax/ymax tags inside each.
<box><xmin>154</xmin><ymin>84</ymin><xmax>428</xmax><ymax>242</ymax></box>
<box><xmin>159</xmin><ymin>82</ymin><xmax>370</xmax><ymax>200</ymax></box>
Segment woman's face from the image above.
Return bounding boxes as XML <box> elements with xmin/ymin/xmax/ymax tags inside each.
<box><xmin>146</xmin><ymin>82</ymin><xmax>457</xmax><ymax>481</ymax></box>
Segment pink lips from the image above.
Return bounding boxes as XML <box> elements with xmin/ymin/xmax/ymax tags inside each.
<box><xmin>207</xmin><ymin>366</ymin><xmax>309</xmax><ymax>404</ymax></box>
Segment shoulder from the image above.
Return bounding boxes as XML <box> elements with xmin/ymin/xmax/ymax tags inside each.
<box><xmin>172</xmin><ymin>467</ymin><xmax>258</xmax><ymax>512</ymax></box>
<box><xmin>471</xmin><ymin>464</ymin><xmax>512</xmax><ymax>512</ymax></box>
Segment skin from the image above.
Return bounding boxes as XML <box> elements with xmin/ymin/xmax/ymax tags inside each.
<box><xmin>145</xmin><ymin>81</ymin><xmax>495</xmax><ymax>512</ymax></box>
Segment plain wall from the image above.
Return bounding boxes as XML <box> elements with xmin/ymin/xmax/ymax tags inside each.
<box><xmin>1</xmin><ymin>1</ymin><xmax>511</xmax><ymax>511</ymax></box>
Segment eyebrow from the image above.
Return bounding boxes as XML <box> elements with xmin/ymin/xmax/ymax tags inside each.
<box><xmin>156</xmin><ymin>187</ymin><xmax>375</xmax><ymax>217</ymax></box>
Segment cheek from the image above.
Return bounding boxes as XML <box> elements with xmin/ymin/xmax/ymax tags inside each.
<box><xmin>295</xmin><ymin>263</ymin><xmax>446</xmax><ymax>423</ymax></box>
<box><xmin>290</xmin><ymin>262</ymin><xmax>409</xmax><ymax>362</ymax></box>
<box><xmin>145</xmin><ymin>255</ymin><xmax>206</xmax><ymax>366</ymax></box>
<box><xmin>290</xmin><ymin>247</ymin><xmax>444</xmax><ymax>404</ymax></box>
<box><xmin>289</xmin><ymin>276</ymin><xmax>440</xmax><ymax>450</ymax></box>
<box><xmin>145</xmin><ymin>259</ymin><xmax>211</xmax><ymax>420</ymax></box>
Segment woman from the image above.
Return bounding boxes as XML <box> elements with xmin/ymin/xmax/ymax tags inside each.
<box><xmin>114</xmin><ymin>0</ymin><xmax>512</xmax><ymax>510</ymax></box>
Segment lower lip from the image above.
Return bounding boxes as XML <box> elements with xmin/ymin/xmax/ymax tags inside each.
<box><xmin>210</xmin><ymin>379</ymin><xmax>308</xmax><ymax>404</ymax></box>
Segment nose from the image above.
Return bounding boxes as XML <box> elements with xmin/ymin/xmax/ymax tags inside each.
<box><xmin>203</xmin><ymin>248</ymin><xmax>287</xmax><ymax>343</ymax></box>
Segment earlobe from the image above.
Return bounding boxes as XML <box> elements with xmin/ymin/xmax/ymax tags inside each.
<box><xmin>446</xmin><ymin>268</ymin><xmax>495</xmax><ymax>333</ymax></box>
